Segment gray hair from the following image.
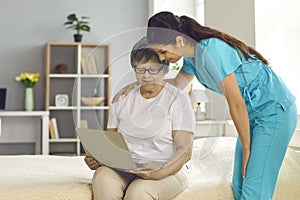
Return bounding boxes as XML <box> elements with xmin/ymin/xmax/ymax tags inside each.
<box><xmin>130</xmin><ymin>37</ymin><xmax>169</xmax><ymax>73</ymax></box>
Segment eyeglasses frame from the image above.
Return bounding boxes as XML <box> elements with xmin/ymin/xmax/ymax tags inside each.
<box><xmin>133</xmin><ymin>66</ymin><xmax>164</xmax><ymax>74</ymax></box>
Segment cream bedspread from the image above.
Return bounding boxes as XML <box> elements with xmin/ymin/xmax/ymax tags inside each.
<box><xmin>0</xmin><ymin>155</ymin><xmax>94</xmax><ymax>200</ymax></box>
<box><xmin>175</xmin><ymin>137</ymin><xmax>300</xmax><ymax>199</ymax></box>
<box><xmin>0</xmin><ymin>137</ymin><xmax>299</xmax><ymax>200</ymax></box>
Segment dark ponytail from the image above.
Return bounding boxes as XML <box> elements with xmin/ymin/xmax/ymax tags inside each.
<box><xmin>147</xmin><ymin>11</ymin><xmax>269</xmax><ymax>65</ymax></box>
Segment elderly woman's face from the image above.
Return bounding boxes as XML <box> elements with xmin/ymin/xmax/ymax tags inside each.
<box><xmin>134</xmin><ymin>58</ymin><xmax>165</xmax><ymax>90</ymax></box>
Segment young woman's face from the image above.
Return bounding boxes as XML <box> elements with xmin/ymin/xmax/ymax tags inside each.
<box><xmin>151</xmin><ymin>44</ymin><xmax>182</xmax><ymax>63</ymax></box>
<box><xmin>134</xmin><ymin>58</ymin><xmax>165</xmax><ymax>91</ymax></box>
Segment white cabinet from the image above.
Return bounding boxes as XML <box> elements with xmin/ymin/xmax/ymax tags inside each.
<box><xmin>45</xmin><ymin>42</ymin><xmax>110</xmax><ymax>155</ymax></box>
<box><xmin>194</xmin><ymin>120</ymin><xmax>226</xmax><ymax>139</ymax></box>
<box><xmin>195</xmin><ymin>118</ymin><xmax>300</xmax><ymax>150</ymax></box>
<box><xmin>0</xmin><ymin>111</ymin><xmax>49</xmax><ymax>155</ymax></box>
<box><xmin>224</xmin><ymin>120</ymin><xmax>238</xmax><ymax>137</ymax></box>
<box><xmin>194</xmin><ymin>120</ymin><xmax>239</xmax><ymax>139</ymax></box>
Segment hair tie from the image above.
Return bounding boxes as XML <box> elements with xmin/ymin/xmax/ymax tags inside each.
<box><xmin>175</xmin><ymin>15</ymin><xmax>182</xmax><ymax>31</ymax></box>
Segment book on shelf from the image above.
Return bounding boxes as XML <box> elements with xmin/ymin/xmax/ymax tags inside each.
<box><xmin>81</xmin><ymin>56</ymin><xmax>89</xmax><ymax>74</ymax></box>
<box><xmin>49</xmin><ymin>119</ymin><xmax>55</xmax><ymax>139</ymax></box>
<box><xmin>81</xmin><ymin>56</ymin><xmax>98</xmax><ymax>74</ymax></box>
<box><xmin>80</xmin><ymin>120</ymin><xmax>88</xmax><ymax>129</ymax></box>
<box><xmin>50</xmin><ymin>118</ymin><xmax>60</xmax><ymax>139</ymax></box>
<box><xmin>86</xmin><ymin>56</ymin><xmax>98</xmax><ymax>74</ymax></box>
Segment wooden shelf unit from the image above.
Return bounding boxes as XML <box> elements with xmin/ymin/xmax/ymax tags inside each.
<box><xmin>45</xmin><ymin>42</ymin><xmax>111</xmax><ymax>155</ymax></box>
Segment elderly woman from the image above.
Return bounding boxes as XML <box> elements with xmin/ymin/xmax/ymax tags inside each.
<box><xmin>85</xmin><ymin>37</ymin><xmax>195</xmax><ymax>200</ymax></box>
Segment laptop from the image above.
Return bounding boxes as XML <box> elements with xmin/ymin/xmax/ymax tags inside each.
<box><xmin>75</xmin><ymin>128</ymin><xmax>155</xmax><ymax>171</ymax></box>
<box><xmin>0</xmin><ymin>88</ymin><xmax>7</xmax><ymax>110</ymax></box>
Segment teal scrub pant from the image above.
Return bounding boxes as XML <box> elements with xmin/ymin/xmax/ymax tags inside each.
<box><xmin>232</xmin><ymin>102</ymin><xmax>298</xmax><ymax>200</ymax></box>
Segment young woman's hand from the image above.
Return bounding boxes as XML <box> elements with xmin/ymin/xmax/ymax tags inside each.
<box><xmin>112</xmin><ymin>82</ymin><xmax>138</xmax><ymax>103</ymax></box>
<box><xmin>84</xmin><ymin>156</ymin><xmax>101</xmax><ymax>170</ymax></box>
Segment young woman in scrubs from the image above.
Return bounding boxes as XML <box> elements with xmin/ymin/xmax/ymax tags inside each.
<box><xmin>114</xmin><ymin>11</ymin><xmax>298</xmax><ymax>200</ymax></box>
<box><xmin>145</xmin><ymin>11</ymin><xmax>298</xmax><ymax>200</ymax></box>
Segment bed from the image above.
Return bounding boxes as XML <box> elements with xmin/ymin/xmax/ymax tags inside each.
<box><xmin>0</xmin><ymin>137</ymin><xmax>299</xmax><ymax>200</ymax></box>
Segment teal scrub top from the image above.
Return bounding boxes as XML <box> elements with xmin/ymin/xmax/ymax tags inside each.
<box><xmin>182</xmin><ymin>38</ymin><xmax>295</xmax><ymax>116</ymax></box>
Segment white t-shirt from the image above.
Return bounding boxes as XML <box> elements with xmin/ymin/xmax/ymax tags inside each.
<box><xmin>108</xmin><ymin>83</ymin><xmax>195</xmax><ymax>165</ymax></box>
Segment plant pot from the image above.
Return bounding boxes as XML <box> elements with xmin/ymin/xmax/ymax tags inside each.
<box><xmin>74</xmin><ymin>34</ymin><xmax>83</xmax><ymax>42</ymax></box>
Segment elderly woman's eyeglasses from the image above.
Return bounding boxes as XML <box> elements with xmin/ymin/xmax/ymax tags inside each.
<box><xmin>133</xmin><ymin>66</ymin><xmax>163</xmax><ymax>74</ymax></box>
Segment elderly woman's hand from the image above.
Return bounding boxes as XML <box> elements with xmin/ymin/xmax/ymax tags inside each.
<box><xmin>130</xmin><ymin>168</ymin><xmax>162</xmax><ymax>180</ymax></box>
<box><xmin>129</xmin><ymin>163</ymin><xmax>162</xmax><ymax>180</ymax></box>
<box><xmin>84</xmin><ymin>156</ymin><xmax>101</xmax><ymax>170</ymax></box>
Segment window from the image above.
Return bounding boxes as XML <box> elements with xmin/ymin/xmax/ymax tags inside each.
<box><xmin>255</xmin><ymin>0</ymin><xmax>300</xmax><ymax>113</ymax></box>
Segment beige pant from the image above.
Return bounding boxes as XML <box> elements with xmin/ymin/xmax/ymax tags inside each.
<box><xmin>92</xmin><ymin>166</ymin><xmax>189</xmax><ymax>200</ymax></box>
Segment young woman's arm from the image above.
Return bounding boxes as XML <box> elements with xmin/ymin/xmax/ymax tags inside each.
<box><xmin>131</xmin><ymin>130</ymin><xmax>194</xmax><ymax>180</ymax></box>
<box><xmin>165</xmin><ymin>68</ymin><xmax>195</xmax><ymax>90</ymax></box>
<box><xmin>219</xmin><ymin>72</ymin><xmax>250</xmax><ymax>178</ymax></box>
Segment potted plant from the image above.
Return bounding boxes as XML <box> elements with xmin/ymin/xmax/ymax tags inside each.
<box><xmin>64</xmin><ymin>13</ymin><xmax>91</xmax><ymax>42</ymax></box>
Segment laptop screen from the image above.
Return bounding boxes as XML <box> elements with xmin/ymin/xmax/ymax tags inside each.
<box><xmin>0</xmin><ymin>88</ymin><xmax>7</xmax><ymax>110</ymax></box>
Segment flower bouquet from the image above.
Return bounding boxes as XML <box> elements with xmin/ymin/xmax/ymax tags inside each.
<box><xmin>15</xmin><ymin>72</ymin><xmax>40</xmax><ymax>111</ymax></box>
<box><xmin>15</xmin><ymin>72</ymin><xmax>40</xmax><ymax>88</ymax></box>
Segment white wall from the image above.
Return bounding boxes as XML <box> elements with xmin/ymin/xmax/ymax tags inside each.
<box><xmin>204</xmin><ymin>0</ymin><xmax>255</xmax><ymax>47</ymax></box>
<box><xmin>0</xmin><ymin>0</ymin><xmax>149</xmax><ymax>110</ymax></box>
<box><xmin>149</xmin><ymin>0</ymin><xmax>196</xmax><ymax>18</ymax></box>
<box><xmin>255</xmin><ymin>0</ymin><xmax>300</xmax><ymax>113</ymax></box>
<box><xmin>204</xmin><ymin>0</ymin><xmax>255</xmax><ymax>120</ymax></box>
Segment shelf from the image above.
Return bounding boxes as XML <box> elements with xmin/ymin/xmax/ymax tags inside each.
<box><xmin>80</xmin><ymin>74</ymin><xmax>109</xmax><ymax>78</ymax></box>
<box><xmin>49</xmin><ymin>106</ymin><xmax>77</xmax><ymax>110</ymax></box>
<box><xmin>49</xmin><ymin>74</ymin><xmax>110</xmax><ymax>78</ymax></box>
<box><xmin>80</xmin><ymin>106</ymin><xmax>109</xmax><ymax>110</ymax></box>
<box><xmin>46</xmin><ymin>42</ymin><xmax>107</xmax><ymax>47</ymax></box>
<box><xmin>49</xmin><ymin>74</ymin><xmax>78</xmax><ymax>78</ymax></box>
<box><xmin>49</xmin><ymin>138</ymin><xmax>78</xmax><ymax>143</ymax></box>
<box><xmin>49</xmin><ymin>106</ymin><xmax>109</xmax><ymax>110</ymax></box>
<box><xmin>0</xmin><ymin>111</ymin><xmax>49</xmax><ymax>117</ymax></box>
<box><xmin>45</xmin><ymin>42</ymin><xmax>110</xmax><ymax>156</ymax></box>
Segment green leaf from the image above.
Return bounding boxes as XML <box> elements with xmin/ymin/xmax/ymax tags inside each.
<box><xmin>79</xmin><ymin>21</ymin><xmax>89</xmax><ymax>25</ymax></box>
<box><xmin>81</xmin><ymin>25</ymin><xmax>91</xmax><ymax>32</ymax></box>
<box><xmin>67</xmin><ymin>14</ymin><xmax>77</xmax><ymax>21</ymax></box>
<box><xmin>64</xmin><ymin>21</ymin><xmax>74</xmax><ymax>25</ymax></box>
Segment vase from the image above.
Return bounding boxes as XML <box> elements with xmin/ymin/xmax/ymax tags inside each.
<box><xmin>25</xmin><ymin>87</ymin><xmax>34</xmax><ymax>111</ymax></box>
